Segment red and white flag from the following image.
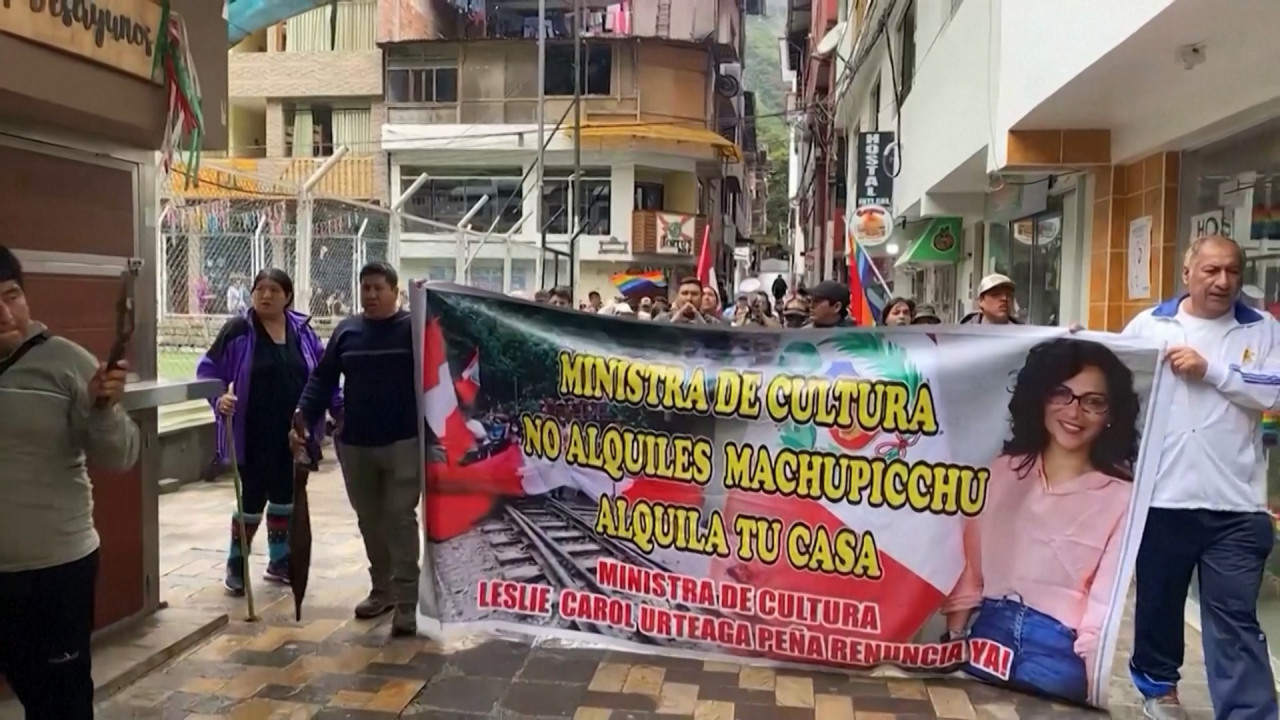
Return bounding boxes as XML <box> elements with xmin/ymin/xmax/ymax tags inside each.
<box><xmin>694</xmin><ymin>224</ymin><xmax>716</xmax><ymax>293</ymax></box>
<box><xmin>423</xmin><ymin>313</ymin><xmax>477</xmax><ymax>465</ymax></box>
<box><xmin>454</xmin><ymin>350</ymin><xmax>480</xmax><ymax>405</ymax></box>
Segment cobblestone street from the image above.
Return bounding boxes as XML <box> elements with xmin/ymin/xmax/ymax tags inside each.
<box><xmin>87</xmin><ymin>461</ymin><xmax>1210</xmax><ymax>719</ymax></box>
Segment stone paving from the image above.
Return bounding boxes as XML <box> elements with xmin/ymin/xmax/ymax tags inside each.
<box><xmin>89</xmin><ymin>461</ymin><xmax>1215</xmax><ymax>719</ymax></box>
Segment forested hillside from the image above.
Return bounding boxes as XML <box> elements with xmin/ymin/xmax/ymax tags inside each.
<box><xmin>745</xmin><ymin>8</ymin><xmax>790</xmax><ymax>244</ymax></box>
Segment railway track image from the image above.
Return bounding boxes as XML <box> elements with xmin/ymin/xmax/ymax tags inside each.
<box><xmin>476</xmin><ymin>493</ymin><xmax>713</xmax><ymax>646</ymax></box>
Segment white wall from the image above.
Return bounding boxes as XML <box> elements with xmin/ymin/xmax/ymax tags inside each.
<box><xmin>891</xmin><ymin>0</ymin><xmax>996</xmax><ymax>211</ymax></box>
<box><xmin>994</xmin><ymin>0</ymin><xmax>1174</xmax><ymax>141</ymax></box>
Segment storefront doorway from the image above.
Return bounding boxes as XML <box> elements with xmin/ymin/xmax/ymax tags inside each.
<box><xmin>1178</xmin><ymin>117</ymin><xmax>1280</xmax><ymax>656</ymax></box>
<box><xmin>986</xmin><ymin>191</ymin><xmax>1068</xmax><ymax>325</ymax></box>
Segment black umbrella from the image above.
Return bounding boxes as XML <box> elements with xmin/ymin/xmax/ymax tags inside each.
<box><xmin>289</xmin><ymin>460</ymin><xmax>313</xmax><ymax>621</ymax></box>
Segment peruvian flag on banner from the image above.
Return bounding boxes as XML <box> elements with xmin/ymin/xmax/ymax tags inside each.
<box><xmin>454</xmin><ymin>350</ymin><xmax>480</xmax><ymax>406</ymax></box>
<box><xmin>422</xmin><ymin>304</ymin><xmax>519</xmax><ymax>541</ymax></box>
<box><xmin>423</xmin><ymin>312</ymin><xmax>475</xmax><ymax>465</ymax></box>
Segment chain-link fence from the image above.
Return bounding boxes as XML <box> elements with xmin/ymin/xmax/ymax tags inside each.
<box><xmin>159</xmin><ymin>164</ymin><xmax>577</xmax><ymax>381</ymax></box>
<box><xmin>159</xmin><ymin>171</ymin><xmax>390</xmax><ymax>381</ymax></box>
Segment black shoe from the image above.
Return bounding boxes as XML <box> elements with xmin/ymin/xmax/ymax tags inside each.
<box><xmin>264</xmin><ymin>559</ymin><xmax>290</xmax><ymax>585</ymax></box>
<box><xmin>224</xmin><ymin>559</ymin><xmax>245</xmax><ymax>597</ymax></box>
<box><xmin>391</xmin><ymin>605</ymin><xmax>417</xmax><ymax>636</ymax></box>
<box><xmin>354</xmin><ymin>592</ymin><xmax>393</xmax><ymax>619</ymax></box>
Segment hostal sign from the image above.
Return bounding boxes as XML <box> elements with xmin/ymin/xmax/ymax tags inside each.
<box><xmin>853</xmin><ymin>131</ymin><xmax>897</xmax><ymax>247</ymax></box>
<box><xmin>856</xmin><ymin>131</ymin><xmax>895</xmax><ymax>209</ymax></box>
<box><xmin>0</xmin><ymin>0</ymin><xmax>161</xmax><ymax>82</ymax></box>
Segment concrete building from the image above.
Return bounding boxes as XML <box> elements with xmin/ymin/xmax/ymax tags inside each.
<box><xmin>159</xmin><ymin>1</ymin><xmax>388</xmax><ymax>334</ymax></box>
<box><xmin>209</xmin><ymin>0</ymin><xmax>384</xmax><ymax>201</ymax></box>
<box><xmin>379</xmin><ymin>0</ymin><xmax>761</xmax><ymax>302</ymax></box>
<box><xmin>808</xmin><ymin>0</ymin><xmax>1280</xmax><ymax>655</ymax></box>
<box><xmin>818</xmin><ymin>0</ymin><xmax>1280</xmax><ymax>329</ymax></box>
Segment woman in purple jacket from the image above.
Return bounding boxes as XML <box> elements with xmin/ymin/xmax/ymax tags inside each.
<box><xmin>197</xmin><ymin>269</ymin><xmax>342</xmax><ymax>595</ymax></box>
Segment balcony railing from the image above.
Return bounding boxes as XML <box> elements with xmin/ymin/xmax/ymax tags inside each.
<box><xmin>169</xmin><ymin>156</ymin><xmax>376</xmax><ymax>200</ymax></box>
<box><xmin>631</xmin><ymin>210</ymin><xmax>707</xmax><ymax>256</ymax></box>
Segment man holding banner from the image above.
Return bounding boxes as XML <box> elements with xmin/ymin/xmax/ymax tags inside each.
<box><xmin>1124</xmin><ymin>234</ymin><xmax>1279</xmax><ymax>720</ymax></box>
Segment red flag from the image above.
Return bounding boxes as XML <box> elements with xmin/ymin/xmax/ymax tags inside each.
<box><xmin>423</xmin><ymin>315</ymin><xmax>476</xmax><ymax>464</ymax></box>
<box><xmin>694</xmin><ymin>224</ymin><xmax>714</xmax><ymax>288</ymax></box>
<box><xmin>454</xmin><ymin>350</ymin><xmax>480</xmax><ymax>405</ymax></box>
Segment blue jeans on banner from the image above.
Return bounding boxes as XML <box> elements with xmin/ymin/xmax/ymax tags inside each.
<box><xmin>964</xmin><ymin>595</ymin><xmax>1089</xmax><ymax>703</ymax></box>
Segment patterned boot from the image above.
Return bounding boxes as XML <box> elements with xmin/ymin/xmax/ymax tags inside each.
<box><xmin>264</xmin><ymin>503</ymin><xmax>292</xmax><ymax>584</ymax></box>
<box><xmin>225</xmin><ymin>513</ymin><xmax>261</xmax><ymax>596</ymax></box>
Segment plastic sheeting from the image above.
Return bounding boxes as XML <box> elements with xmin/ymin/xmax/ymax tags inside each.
<box><xmin>227</xmin><ymin>0</ymin><xmax>331</xmax><ymax>46</ymax></box>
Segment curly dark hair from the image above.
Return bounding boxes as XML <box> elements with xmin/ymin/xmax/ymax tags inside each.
<box><xmin>1003</xmin><ymin>338</ymin><xmax>1140</xmax><ymax>481</ymax></box>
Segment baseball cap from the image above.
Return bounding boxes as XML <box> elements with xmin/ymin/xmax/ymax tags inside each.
<box><xmin>810</xmin><ymin>280</ymin><xmax>850</xmax><ymax>305</ymax></box>
<box><xmin>977</xmin><ymin>273</ymin><xmax>1015</xmax><ymax>296</ymax></box>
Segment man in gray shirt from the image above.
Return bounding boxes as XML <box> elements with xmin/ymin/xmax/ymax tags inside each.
<box><xmin>0</xmin><ymin>245</ymin><xmax>140</xmax><ymax>719</ymax></box>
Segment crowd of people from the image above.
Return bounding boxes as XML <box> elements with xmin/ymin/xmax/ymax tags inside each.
<box><xmin>0</xmin><ymin>233</ymin><xmax>1276</xmax><ymax>719</ymax></box>
<box><xmin>512</xmin><ymin>269</ymin><xmax>1025</xmax><ymax>330</ymax></box>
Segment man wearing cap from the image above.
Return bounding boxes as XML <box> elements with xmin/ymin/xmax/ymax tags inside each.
<box><xmin>961</xmin><ymin>273</ymin><xmax>1019</xmax><ymax>324</ymax></box>
<box><xmin>806</xmin><ymin>280</ymin><xmax>855</xmax><ymax>328</ymax></box>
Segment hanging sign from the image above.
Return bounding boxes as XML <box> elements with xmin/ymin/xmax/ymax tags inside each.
<box><xmin>854</xmin><ymin>132</ymin><xmax>896</xmax><ymax>246</ymax></box>
<box><xmin>0</xmin><ymin>0</ymin><xmax>162</xmax><ymax>82</ymax></box>
<box><xmin>654</xmin><ymin>212</ymin><xmax>695</xmax><ymax>254</ymax></box>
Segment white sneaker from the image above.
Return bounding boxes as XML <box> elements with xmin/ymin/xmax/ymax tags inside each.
<box><xmin>1143</xmin><ymin>692</ymin><xmax>1189</xmax><ymax>720</ymax></box>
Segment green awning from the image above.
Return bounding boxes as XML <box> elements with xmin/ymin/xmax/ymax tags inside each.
<box><xmin>895</xmin><ymin>216</ymin><xmax>962</xmax><ymax>267</ymax></box>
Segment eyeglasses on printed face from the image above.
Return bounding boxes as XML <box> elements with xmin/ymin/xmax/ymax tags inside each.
<box><xmin>1047</xmin><ymin>385</ymin><xmax>1109</xmax><ymax>415</ymax></box>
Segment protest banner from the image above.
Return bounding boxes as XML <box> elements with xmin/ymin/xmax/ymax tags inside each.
<box><xmin>413</xmin><ymin>284</ymin><xmax>1172</xmax><ymax>708</ymax></box>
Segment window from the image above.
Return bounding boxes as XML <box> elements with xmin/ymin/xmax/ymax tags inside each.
<box><xmin>398</xmin><ymin>168</ymin><xmax>523</xmax><ymax>233</ymax></box>
<box><xmin>985</xmin><ymin>194</ymin><xmax>1064</xmax><ymax>325</ymax></box>
<box><xmin>468</xmin><ymin>260</ymin><xmax>504</xmax><ymax>292</ymax></box>
<box><xmin>386</xmin><ymin>65</ymin><xmax>459</xmax><ymax>103</ymax></box>
<box><xmin>634</xmin><ymin>182</ymin><xmax>664</xmax><ymax>211</ymax></box>
<box><xmin>424</xmin><ymin>261</ymin><xmax>456</xmax><ymax>282</ymax></box>
<box><xmin>544</xmin><ymin>43</ymin><xmax>612</xmax><ymax>96</ymax></box>
<box><xmin>511</xmin><ymin>260</ymin><xmax>535</xmax><ymax>291</ymax></box>
<box><xmin>898</xmin><ymin>2</ymin><xmax>916</xmax><ymax>101</ymax></box>
<box><xmin>869</xmin><ymin>81</ymin><xmax>881</xmax><ymax>131</ymax></box>
<box><xmin>542</xmin><ymin>170</ymin><xmax>612</xmax><ymax>234</ymax></box>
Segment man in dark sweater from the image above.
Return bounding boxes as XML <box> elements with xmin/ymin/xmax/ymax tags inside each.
<box><xmin>293</xmin><ymin>262</ymin><xmax>419</xmax><ymax>635</ymax></box>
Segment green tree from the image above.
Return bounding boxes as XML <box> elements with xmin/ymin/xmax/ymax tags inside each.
<box><xmin>745</xmin><ymin>13</ymin><xmax>791</xmax><ymax>244</ymax></box>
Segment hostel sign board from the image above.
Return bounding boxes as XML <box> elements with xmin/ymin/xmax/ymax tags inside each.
<box><xmin>0</xmin><ymin>0</ymin><xmax>162</xmax><ymax>82</ymax></box>
<box><xmin>855</xmin><ymin>131</ymin><xmax>895</xmax><ymax>210</ymax></box>
<box><xmin>853</xmin><ymin>131</ymin><xmax>896</xmax><ymax>246</ymax></box>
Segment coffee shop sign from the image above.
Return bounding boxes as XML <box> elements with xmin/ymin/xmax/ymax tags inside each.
<box><xmin>0</xmin><ymin>0</ymin><xmax>162</xmax><ymax>82</ymax></box>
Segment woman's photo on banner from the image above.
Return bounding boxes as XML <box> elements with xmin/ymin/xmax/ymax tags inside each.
<box><xmin>944</xmin><ymin>339</ymin><xmax>1141</xmax><ymax>702</ymax></box>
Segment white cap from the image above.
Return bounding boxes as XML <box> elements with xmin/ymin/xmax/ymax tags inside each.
<box><xmin>977</xmin><ymin>273</ymin><xmax>1015</xmax><ymax>296</ymax></box>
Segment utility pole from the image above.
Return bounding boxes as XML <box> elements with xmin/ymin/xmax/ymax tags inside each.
<box><xmin>570</xmin><ymin>0</ymin><xmax>583</xmax><ymax>292</ymax></box>
<box><xmin>535</xmin><ymin>0</ymin><xmax>548</xmax><ymax>289</ymax></box>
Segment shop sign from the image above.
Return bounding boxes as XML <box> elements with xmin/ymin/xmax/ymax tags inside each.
<box><xmin>855</xmin><ymin>131</ymin><xmax>895</xmax><ymax>209</ymax></box>
<box><xmin>853</xmin><ymin>131</ymin><xmax>896</xmax><ymax>247</ymax></box>
<box><xmin>1189</xmin><ymin>210</ymin><xmax>1233</xmax><ymax>244</ymax></box>
<box><xmin>0</xmin><ymin>0</ymin><xmax>162</xmax><ymax>82</ymax></box>
<box><xmin>654</xmin><ymin>212</ymin><xmax>695</xmax><ymax>255</ymax></box>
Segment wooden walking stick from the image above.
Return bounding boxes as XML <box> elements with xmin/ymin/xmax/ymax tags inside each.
<box><xmin>224</xmin><ymin>383</ymin><xmax>259</xmax><ymax>622</ymax></box>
